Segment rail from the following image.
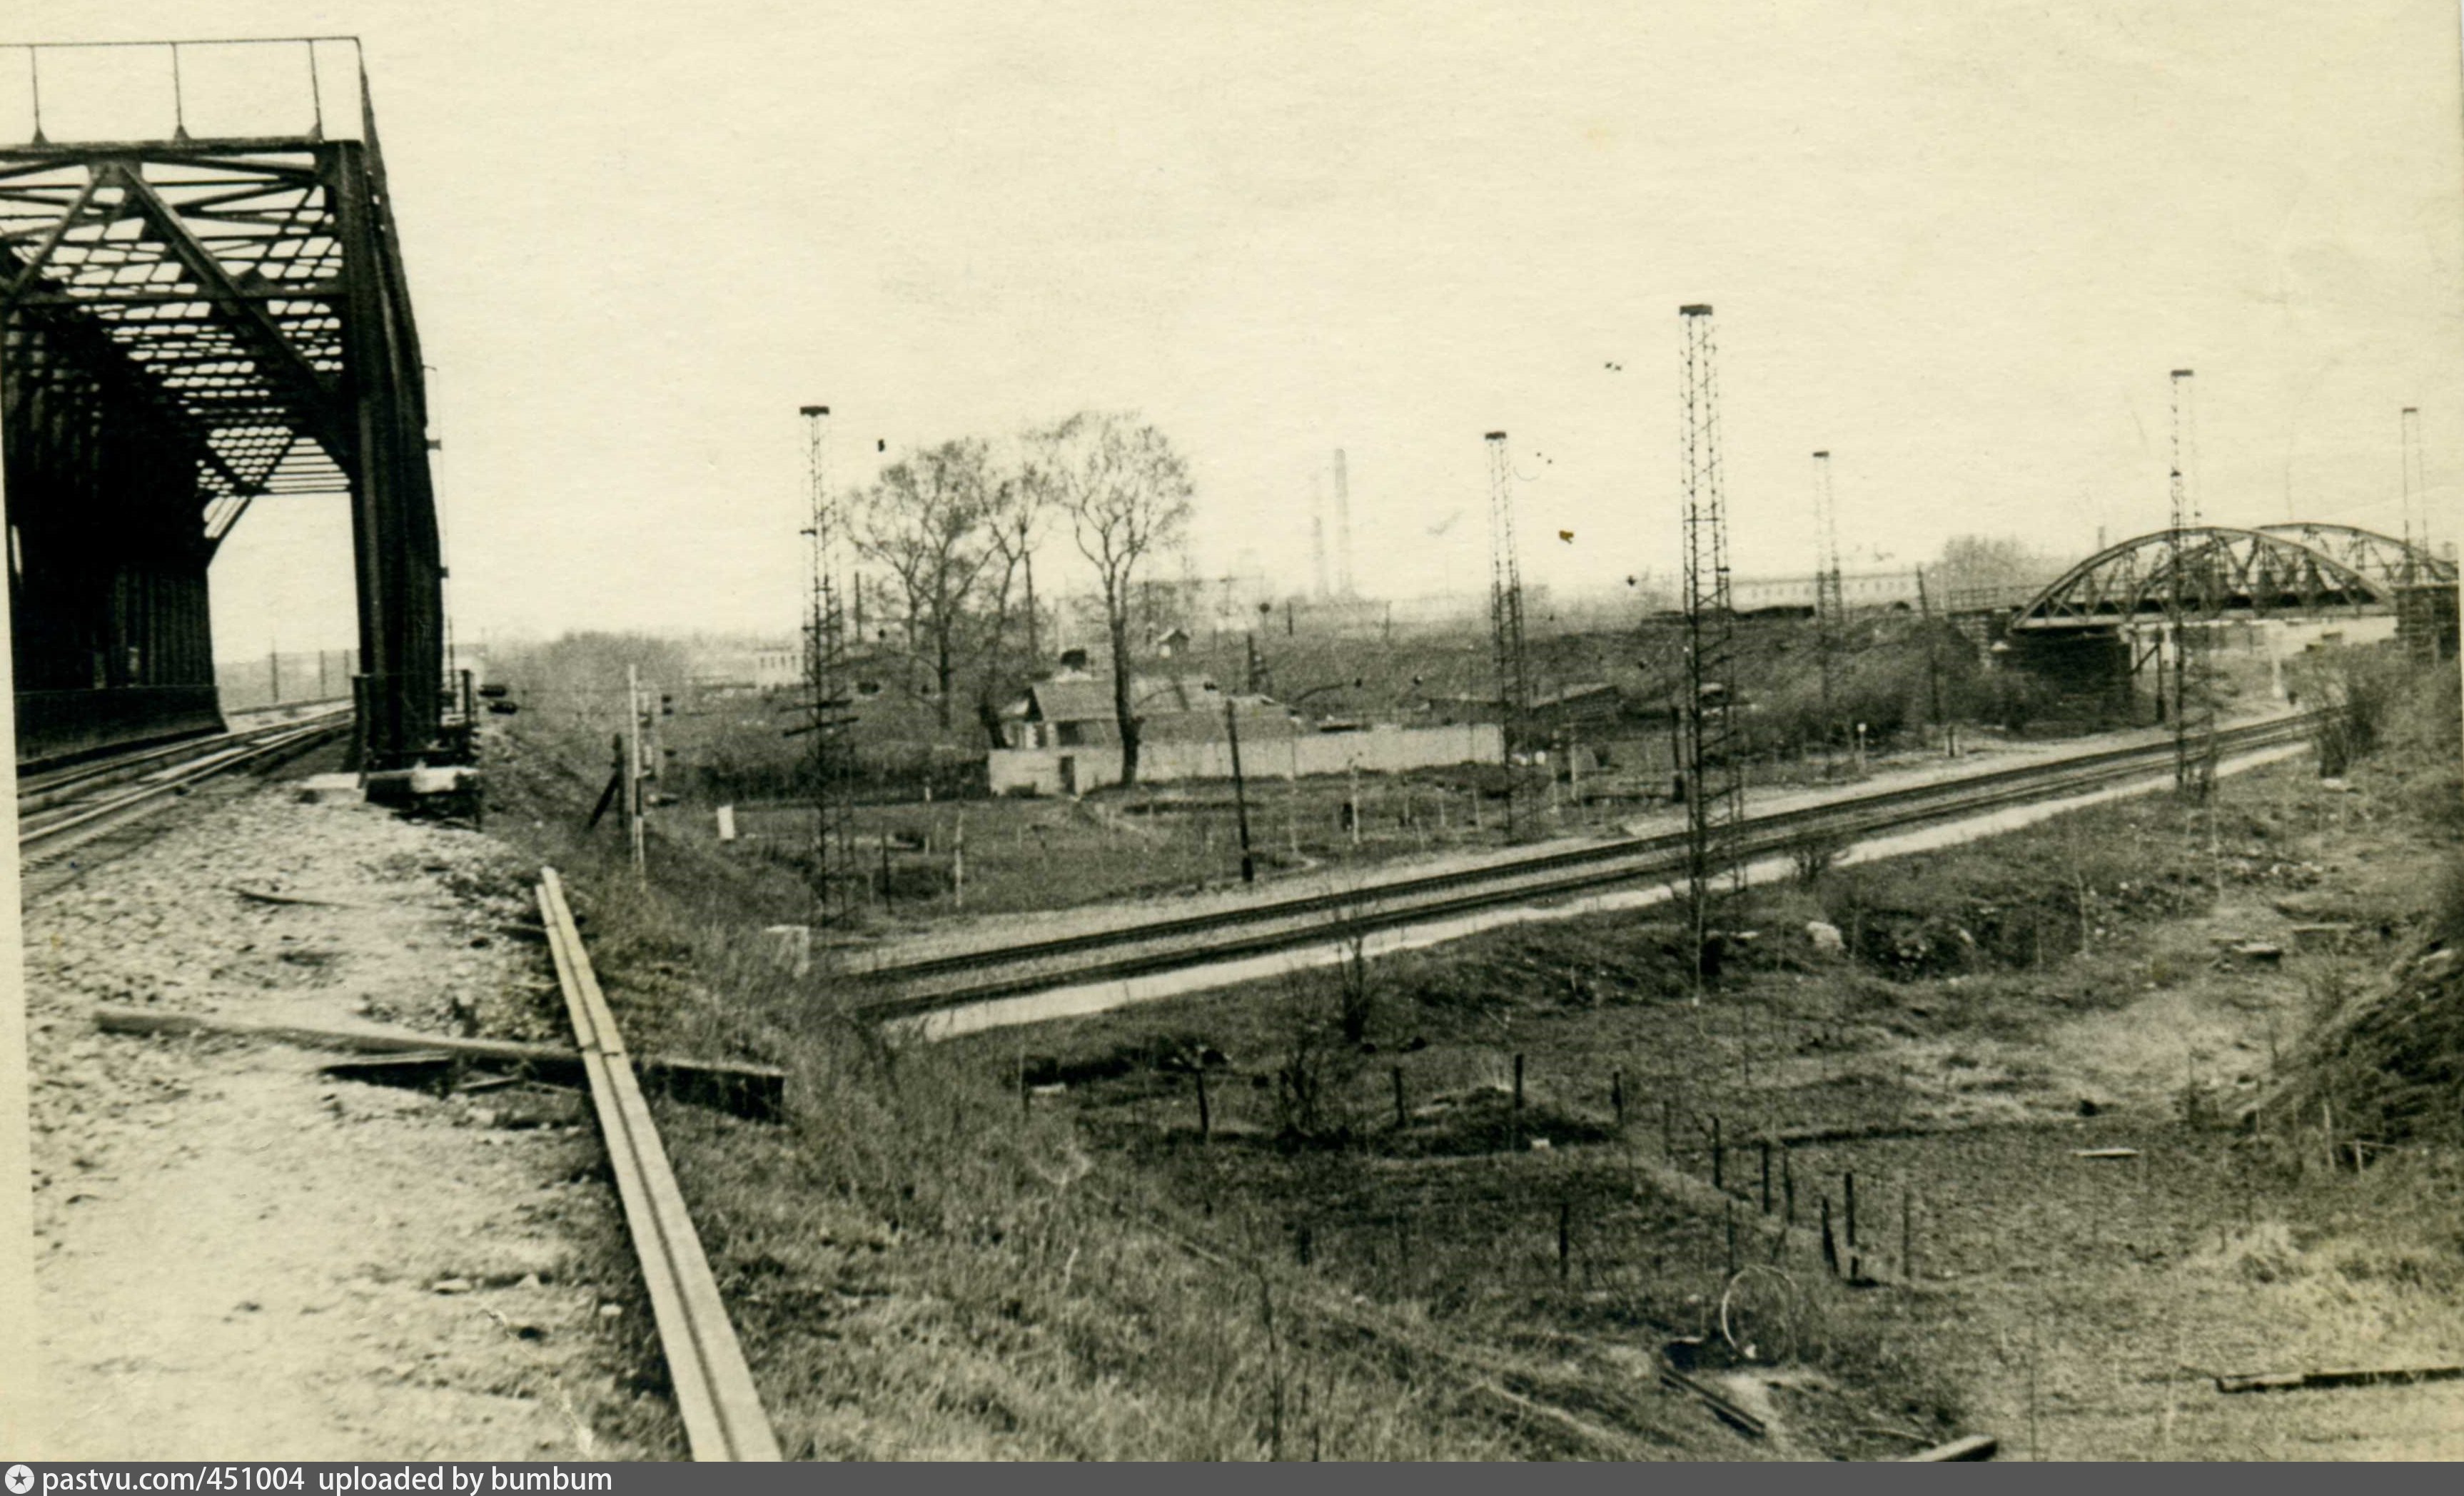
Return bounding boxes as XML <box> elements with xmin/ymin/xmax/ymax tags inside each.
<box><xmin>18</xmin><ymin>707</ymin><xmax>353</xmax><ymax>857</ymax></box>
<box><xmin>855</xmin><ymin>713</ymin><xmax>2316</xmax><ymax>1017</ymax></box>
<box><xmin>535</xmin><ymin>867</ymin><xmax>782</xmax><ymax>1462</ymax></box>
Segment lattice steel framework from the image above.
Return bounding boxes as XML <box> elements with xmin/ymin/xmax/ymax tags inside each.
<box><xmin>2400</xmin><ymin>405</ymin><xmax>2434</xmax><ymax>664</ymax></box>
<box><xmin>2400</xmin><ymin>408</ymin><xmax>2425</xmax><ymax>560</ymax></box>
<box><xmin>1810</xmin><ymin>448</ymin><xmax>1844</xmax><ymax>759</ymax></box>
<box><xmin>2164</xmin><ymin>370</ymin><xmax>2217</xmax><ymax>796</ymax></box>
<box><xmin>2252</xmin><ymin>521</ymin><xmax>2455</xmax><ymax>590</ymax></box>
<box><xmin>798</xmin><ymin>405</ymin><xmax>861</xmax><ymax>922</ymax></box>
<box><xmin>0</xmin><ymin>39</ymin><xmax>448</xmax><ymax>768</ymax></box>
<box><xmin>1678</xmin><ymin>304</ymin><xmax>1744</xmax><ymax>975</ymax></box>
<box><xmin>1484</xmin><ymin>430</ymin><xmax>1531</xmax><ymax>833</ymax></box>
<box><xmin>2008</xmin><ymin>525</ymin><xmax>2439</xmax><ymax>632</ymax></box>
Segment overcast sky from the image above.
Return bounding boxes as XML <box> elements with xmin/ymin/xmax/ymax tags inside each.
<box><xmin>11</xmin><ymin>1</ymin><xmax>2463</xmax><ymax>652</ymax></box>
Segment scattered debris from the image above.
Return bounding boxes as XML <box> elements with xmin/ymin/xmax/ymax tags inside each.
<box><xmin>762</xmin><ymin>925</ymin><xmax>812</xmax><ymax>979</ymax></box>
<box><xmin>1904</xmin><ymin>1433</ymin><xmax>1998</xmax><ymax>1461</ymax></box>
<box><xmin>2216</xmin><ymin>1365</ymin><xmax>2463</xmax><ymax>1395</ymax></box>
<box><xmin>233</xmin><ymin>886</ymin><xmax>365</xmax><ymax>910</ymax></box>
<box><xmin>1657</xmin><ymin>1361</ymin><xmax>1767</xmax><ymax>1439</ymax></box>
<box><xmin>2286</xmin><ymin>922</ymin><xmax>2352</xmax><ymax>951</ymax></box>
<box><xmin>91</xmin><ymin>1005</ymin><xmax>786</xmax><ymax>1122</ymax></box>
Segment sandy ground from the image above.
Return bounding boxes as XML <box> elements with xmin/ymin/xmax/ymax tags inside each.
<box><xmin>23</xmin><ymin>764</ymin><xmax>666</xmax><ymax>1460</ymax></box>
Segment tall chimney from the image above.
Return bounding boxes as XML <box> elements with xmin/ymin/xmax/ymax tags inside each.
<box><xmin>1333</xmin><ymin>448</ymin><xmax>1354</xmax><ymax>597</ymax></box>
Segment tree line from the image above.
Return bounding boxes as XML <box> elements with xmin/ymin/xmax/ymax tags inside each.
<box><xmin>847</xmin><ymin>410</ymin><xmax>1194</xmax><ymax>785</ymax></box>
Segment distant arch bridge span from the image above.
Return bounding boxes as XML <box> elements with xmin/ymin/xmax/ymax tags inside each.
<box><xmin>2006</xmin><ymin>522</ymin><xmax>2455</xmax><ymax>632</ymax></box>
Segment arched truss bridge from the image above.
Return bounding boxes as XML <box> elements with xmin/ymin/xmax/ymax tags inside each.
<box><xmin>2007</xmin><ymin>522</ymin><xmax>2455</xmax><ymax>632</ymax></box>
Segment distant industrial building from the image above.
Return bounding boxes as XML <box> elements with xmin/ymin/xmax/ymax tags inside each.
<box><xmin>1728</xmin><ymin>570</ymin><xmax>1924</xmax><ymax>614</ymax></box>
<box><xmin>990</xmin><ymin>665</ymin><xmax>1503</xmax><ymax>794</ymax></box>
<box><xmin>1001</xmin><ymin>672</ymin><xmax>1294</xmax><ymax>750</ymax></box>
<box><xmin>688</xmin><ymin>642</ymin><xmax>803</xmax><ymax>694</ymax></box>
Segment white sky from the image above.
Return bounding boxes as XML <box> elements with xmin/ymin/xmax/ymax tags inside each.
<box><xmin>11</xmin><ymin>1</ymin><xmax>2464</xmax><ymax>653</ymax></box>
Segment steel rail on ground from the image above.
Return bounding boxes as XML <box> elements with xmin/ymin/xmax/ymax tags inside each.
<box><xmin>535</xmin><ymin>867</ymin><xmax>783</xmax><ymax>1462</ymax></box>
<box><xmin>856</xmin><ymin>713</ymin><xmax>2316</xmax><ymax>1017</ymax></box>
<box><xmin>17</xmin><ymin>704</ymin><xmax>354</xmax><ymax>809</ymax></box>
<box><xmin>17</xmin><ymin>708</ymin><xmax>355</xmax><ymax>856</ymax></box>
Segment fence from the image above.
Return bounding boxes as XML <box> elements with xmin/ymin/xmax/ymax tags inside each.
<box><xmin>988</xmin><ymin>722</ymin><xmax>1504</xmax><ymax>795</ymax></box>
<box><xmin>215</xmin><ymin>649</ymin><xmax>359</xmax><ymax>711</ymax></box>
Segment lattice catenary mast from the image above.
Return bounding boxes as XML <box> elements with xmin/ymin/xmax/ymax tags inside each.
<box><xmin>1485</xmin><ymin>430</ymin><xmax>1533</xmax><ymax>835</ymax></box>
<box><xmin>2399</xmin><ymin>404</ymin><xmax>2439</xmax><ymax>664</ymax></box>
<box><xmin>1678</xmin><ymin>305</ymin><xmax>1745</xmax><ymax>979</ymax></box>
<box><xmin>1811</xmin><ymin>448</ymin><xmax>1845</xmax><ymax>767</ymax></box>
<box><xmin>799</xmin><ymin>405</ymin><xmax>860</xmax><ymax>921</ymax></box>
<box><xmin>2164</xmin><ymin>369</ymin><xmax>2217</xmax><ymax>798</ymax></box>
<box><xmin>2400</xmin><ymin>406</ymin><xmax>2425</xmax><ymax>579</ymax></box>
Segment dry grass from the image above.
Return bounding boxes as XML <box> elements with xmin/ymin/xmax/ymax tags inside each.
<box><xmin>476</xmin><ymin>640</ymin><xmax>2464</xmax><ymax>1460</ymax></box>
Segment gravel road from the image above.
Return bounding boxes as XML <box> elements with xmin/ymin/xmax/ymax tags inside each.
<box><xmin>24</xmin><ymin>773</ymin><xmax>672</xmax><ymax>1460</ymax></box>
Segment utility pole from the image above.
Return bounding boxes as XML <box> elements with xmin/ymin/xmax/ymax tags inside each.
<box><xmin>1225</xmin><ymin>696</ymin><xmax>1256</xmax><ymax>884</ymax></box>
<box><xmin>1019</xmin><ymin>511</ymin><xmax>1041</xmax><ymax>673</ymax></box>
<box><xmin>1678</xmin><ymin>304</ymin><xmax>1745</xmax><ymax>990</ymax></box>
<box><xmin>1485</xmin><ymin>430</ymin><xmax>1532</xmax><ymax>838</ymax></box>
<box><xmin>2400</xmin><ymin>405</ymin><xmax>2436</xmax><ymax>664</ymax></box>
<box><xmin>2401</xmin><ymin>405</ymin><xmax>2425</xmax><ymax>572</ymax></box>
<box><xmin>2166</xmin><ymin>370</ymin><xmax>2216</xmax><ymax>799</ymax></box>
<box><xmin>626</xmin><ymin>662</ymin><xmax>647</xmax><ymax>876</ymax></box>
<box><xmin>799</xmin><ymin>404</ymin><xmax>860</xmax><ymax>921</ymax></box>
<box><xmin>1915</xmin><ymin>565</ymin><xmax>1944</xmax><ymax>747</ymax></box>
<box><xmin>1812</xmin><ymin>450</ymin><xmax>1844</xmax><ymax>773</ymax></box>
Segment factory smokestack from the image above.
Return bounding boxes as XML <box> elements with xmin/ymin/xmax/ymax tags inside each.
<box><xmin>1333</xmin><ymin>448</ymin><xmax>1354</xmax><ymax>597</ymax></box>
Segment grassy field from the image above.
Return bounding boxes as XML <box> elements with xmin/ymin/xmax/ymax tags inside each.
<box><xmin>476</xmin><ymin>639</ymin><xmax>2463</xmax><ymax>1459</ymax></box>
<box><xmin>929</xmin><ymin>658</ymin><xmax>2464</xmax><ymax>1459</ymax></box>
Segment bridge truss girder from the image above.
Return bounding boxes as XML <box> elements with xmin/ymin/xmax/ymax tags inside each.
<box><xmin>1</xmin><ymin>76</ymin><xmax>446</xmax><ymax>769</ymax></box>
<box><xmin>2007</xmin><ymin>523</ymin><xmax>2441</xmax><ymax>632</ymax></box>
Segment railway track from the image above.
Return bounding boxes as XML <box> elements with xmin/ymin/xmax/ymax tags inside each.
<box><xmin>536</xmin><ymin>867</ymin><xmax>782</xmax><ymax>1462</ymax></box>
<box><xmin>16</xmin><ymin>707</ymin><xmax>353</xmax><ymax>888</ymax></box>
<box><xmin>856</xmin><ymin>714</ymin><xmax>2316</xmax><ymax>1019</ymax></box>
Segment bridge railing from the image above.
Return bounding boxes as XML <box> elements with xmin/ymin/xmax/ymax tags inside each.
<box><xmin>0</xmin><ymin>38</ymin><xmax>369</xmax><ymax>146</ymax></box>
<box><xmin>1940</xmin><ymin>583</ymin><xmax>2046</xmax><ymax>612</ymax></box>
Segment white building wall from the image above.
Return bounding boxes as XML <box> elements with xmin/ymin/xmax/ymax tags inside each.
<box><xmin>987</xmin><ymin>722</ymin><xmax>1504</xmax><ymax>795</ymax></box>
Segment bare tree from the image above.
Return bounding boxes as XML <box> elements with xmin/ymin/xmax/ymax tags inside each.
<box><xmin>968</xmin><ymin>453</ymin><xmax>1048</xmax><ymax>747</ymax></box>
<box><xmin>850</xmin><ymin>440</ymin><xmax>1003</xmax><ymax>731</ymax></box>
<box><xmin>1026</xmin><ymin>412</ymin><xmax>1194</xmax><ymax>787</ymax></box>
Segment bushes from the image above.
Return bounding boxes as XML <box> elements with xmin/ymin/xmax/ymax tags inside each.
<box><xmin>2296</xmin><ymin>645</ymin><xmax>2422</xmax><ymax>775</ymax></box>
<box><xmin>1818</xmin><ymin>795</ymin><xmax>2236</xmax><ymax>980</ymax></box>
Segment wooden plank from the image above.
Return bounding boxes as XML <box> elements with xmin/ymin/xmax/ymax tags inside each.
<box><xmin>2216</xmin><ymin>1365</ymin><xmax>2464</xmax><ymax>1395</ymax></box>
<box><xmin>1904</xmin><ymin>1433</ymin><xmax>1998</xmax><ymax>1461</ymax></box>
<box><xmin>538</xmin><ymin>869</ymin><xmax>782</xmax><ymax>1462</ymax></box>
<box><xmin>1656</xmin><ymin>1365</ymin><xmax>1767</xmax><ymax>1439</ymax></box>
<box><xmin>91</xmin><ymin>1004</ymin><xmax>784</xmax><ymax>1121</ymax></box>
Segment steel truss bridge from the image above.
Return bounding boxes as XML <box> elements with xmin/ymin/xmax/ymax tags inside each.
<box><xmin>1</xmin><ymin>38</ymin><xmax>447</xmax><ymax>768</ymax></box>
<box><xmin>2006</xmin><ymin>522</ymin><xmax>2455</xmax><ymax>632</ymax></box>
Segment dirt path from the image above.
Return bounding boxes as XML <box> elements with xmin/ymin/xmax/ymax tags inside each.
<box><xmin>24</xmin><ymin>774</ymin><xmax>668</xmax><ymax>1460</ymax></box>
